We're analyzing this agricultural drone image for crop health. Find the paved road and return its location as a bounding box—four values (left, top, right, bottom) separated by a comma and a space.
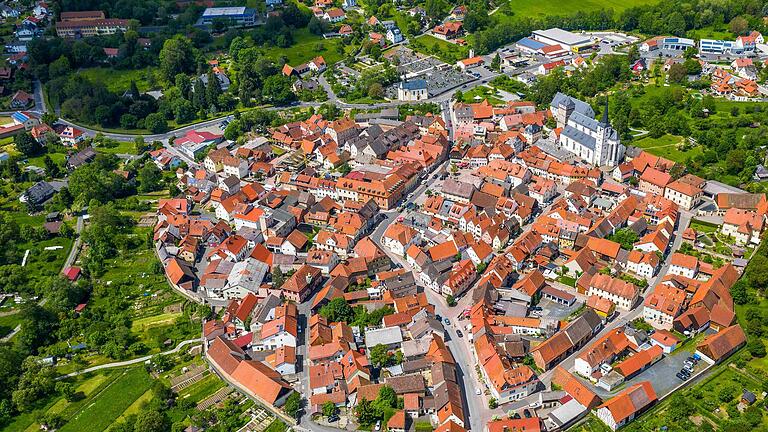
58, 338, 203, 379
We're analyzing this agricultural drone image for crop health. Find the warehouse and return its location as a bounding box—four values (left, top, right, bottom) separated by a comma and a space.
532, 28, 594, 52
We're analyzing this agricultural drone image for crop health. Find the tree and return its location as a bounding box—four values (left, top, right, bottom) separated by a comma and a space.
14, 133, 42, 157
159, 36, 196, 83
729, 16, 748, 35
55, 382, 76, 401
138, 163, 163, 193
133, 136, 147, 154
453, 90, 463, 101
48, 56, 71, 78
446, 295, 456, 307
607, 228, 639, 250
129, 80, 140, 100
375, 386, 397, 410
308, 16, 325, 35
262, 75, 295, 105
369, 344, 394, 368
205, 69, 222, 110
667, 63, 687, 84
133, 410, 169, 432
322, 401, 338, 418
355, 398, 380, 426
490, 53, 501, 72
748, 339, 766, 358
284, 392, 302, 419
319, 298, 355, 323
368, 82, 384, 99
145, 113, 168, 134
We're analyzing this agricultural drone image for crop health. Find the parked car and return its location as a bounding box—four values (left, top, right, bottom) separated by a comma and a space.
475, 388, 482, 395
375, 420, 381, 431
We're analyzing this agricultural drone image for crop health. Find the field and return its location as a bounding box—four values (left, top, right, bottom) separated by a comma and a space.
411, 34, 468, 64
77, 67, 159, 94
496, 0, 658, 19
58, 368, 154, 432
631, 134, 703, 164
3, 369, 151, 432
688, 26, 734, 41
260, 28, 352, 66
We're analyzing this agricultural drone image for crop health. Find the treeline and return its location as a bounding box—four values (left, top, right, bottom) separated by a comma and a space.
471, 0, 768, 54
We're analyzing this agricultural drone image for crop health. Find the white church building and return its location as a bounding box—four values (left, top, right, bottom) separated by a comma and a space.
551, 92, 625, 167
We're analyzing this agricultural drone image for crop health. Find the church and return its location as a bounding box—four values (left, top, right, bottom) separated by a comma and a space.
550, 92, 625, 167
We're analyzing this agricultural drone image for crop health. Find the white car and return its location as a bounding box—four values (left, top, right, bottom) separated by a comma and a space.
475, 388, 481, 395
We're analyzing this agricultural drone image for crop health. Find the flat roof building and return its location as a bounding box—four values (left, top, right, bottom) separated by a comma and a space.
532, 28, 593, 52
201, 7, 257, 27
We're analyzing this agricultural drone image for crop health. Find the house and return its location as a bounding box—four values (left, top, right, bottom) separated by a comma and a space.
695, 324, 746, 364
280, 264, 323, 302
650, 329, 680, 353
721, 208, 764, 245
387, 27, 404, 44
178, 130, 224, 160
587, 273, 638, 311
486, 417, 542, 432
457, 56, 485, 71
625, 250, 659, 280
230, 360, 294, 407
323, 8, 346, 22
11, 90, 33, 108
382, 223, 418, 256
266, 346, 297, 375
433, 22, 462, 40
643, 284, 686, 330
595, 382, 657, 431
58, 126, 85, 146
664, 180, 702, 210
668, 253, 698, 279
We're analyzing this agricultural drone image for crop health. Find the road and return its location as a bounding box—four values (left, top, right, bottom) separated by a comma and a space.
58, 338, 203, 379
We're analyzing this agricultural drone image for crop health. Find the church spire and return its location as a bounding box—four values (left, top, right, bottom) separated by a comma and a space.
601, 98, 609, 126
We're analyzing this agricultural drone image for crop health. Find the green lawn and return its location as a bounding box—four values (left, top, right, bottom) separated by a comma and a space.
631, 134, 702, 164
411, 34, 468, 64
0, 312, 21, 338
77, 67, 159, 94
131, 312, 184, 332
460, 85, 504, 105
496, 0, 658, 19
260, 28, 352, 66
688, 26, 734, 41
177, 373, 227, 404
59, 368, 154, 432
264, 420, 288, 432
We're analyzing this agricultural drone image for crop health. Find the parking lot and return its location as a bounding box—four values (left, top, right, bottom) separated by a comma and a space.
384, 47, 476, 98
536, 298, 583, 320
577, 347, 711, 399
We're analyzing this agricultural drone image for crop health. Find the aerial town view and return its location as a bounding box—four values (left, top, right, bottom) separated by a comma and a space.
4, 0, 768, 432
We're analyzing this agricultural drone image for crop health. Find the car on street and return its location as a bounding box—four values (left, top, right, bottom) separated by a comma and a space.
475, 388, 482, 395
456, 329, 463, 338
443, 318, 451, 326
